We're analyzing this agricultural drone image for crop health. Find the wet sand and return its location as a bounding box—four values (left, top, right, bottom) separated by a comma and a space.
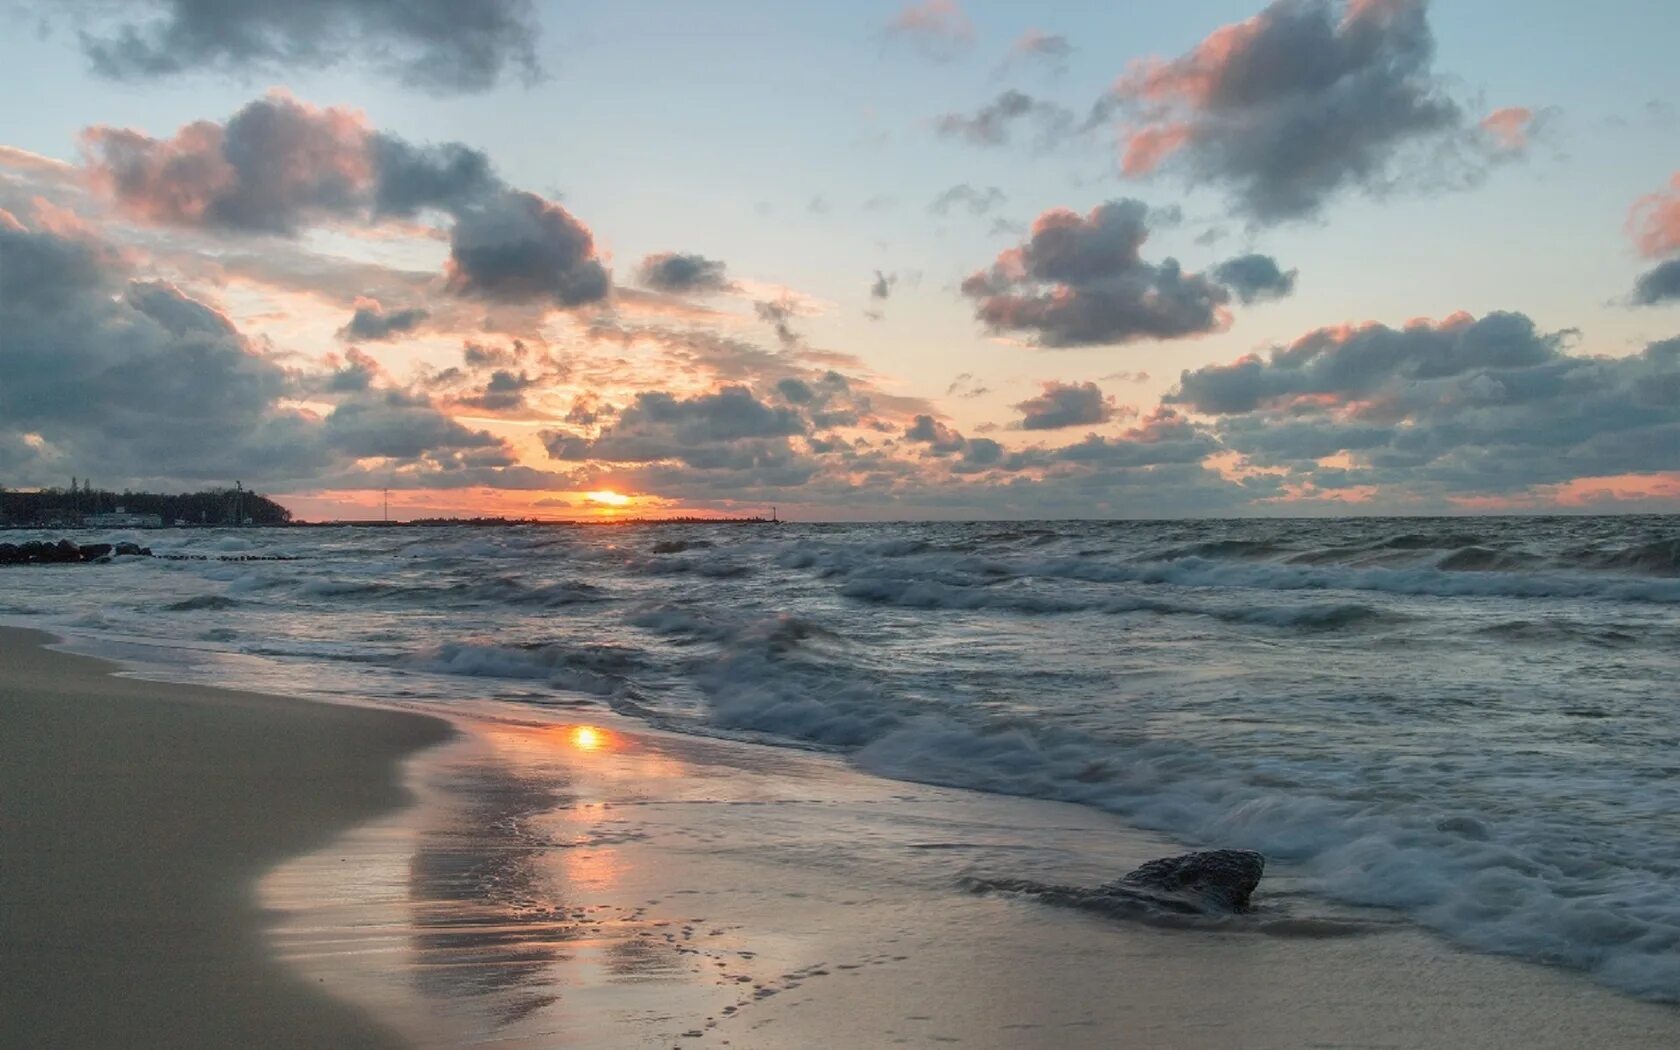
0, 627, 451, 1048
267, 710, 1680, 1049
7, 625, 1680, 1048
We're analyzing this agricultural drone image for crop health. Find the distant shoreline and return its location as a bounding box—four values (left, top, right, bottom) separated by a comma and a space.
0, 516, 782, 530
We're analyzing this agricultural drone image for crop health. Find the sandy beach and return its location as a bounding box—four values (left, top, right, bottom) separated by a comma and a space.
7, 625, 1680, 1048
0, 626, 452, 1048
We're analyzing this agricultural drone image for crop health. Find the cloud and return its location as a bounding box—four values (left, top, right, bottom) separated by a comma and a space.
1211, 253, 1298, 303
960, 199, 1294, 347
370, 135, 501, 217
1479, 106, 1535, 152
1170, 311, 1680, 497
637, 252, 734, 295
81, 92, 610, 307
1016, 408, 1218, 469
947, 373, 990, 399
72, 0, 541, 94
1013, 381, 1121, 430
870, 271, 897, 300
1005, 29, 1073, 74
443, 190, 608, 306
452, 370, 540, 412
324, 346, 380, 392
754, 297, 802, 350
898, 404, 1224, 490
929, 183, 1006, 215
0, 209, 512, 490
1628, 172, 1680, 259
903, 415, 969, 455
83, 94, 379, 235
462, 339, 531, 369
322, 389, 502, 460
882, 1, 975, 62
1172, 310, 1556, 414
1632, 259, 1680, 306
1097, 0, 1524, 222
543, 385, 823, 490
338, 297, 428, 341
935, 90, 1073, 147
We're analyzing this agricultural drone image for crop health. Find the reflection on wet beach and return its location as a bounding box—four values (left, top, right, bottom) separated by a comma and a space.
262, 711, 1680, 1050
262, 719, 758, 1046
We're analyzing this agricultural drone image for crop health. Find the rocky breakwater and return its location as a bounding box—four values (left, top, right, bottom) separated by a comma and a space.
0, 539, 152, 565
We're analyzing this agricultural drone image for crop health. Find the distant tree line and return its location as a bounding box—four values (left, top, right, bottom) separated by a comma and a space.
0, 484, 291, 526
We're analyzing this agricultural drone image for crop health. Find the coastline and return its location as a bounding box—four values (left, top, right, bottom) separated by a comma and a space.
7, 623, 1680, 1047
0, 626, 452, 1049
265, 707, 1680, 1048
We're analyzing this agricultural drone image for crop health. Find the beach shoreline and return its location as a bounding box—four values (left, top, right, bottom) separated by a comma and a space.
8, 623, 1680, 1048
0, 626, 452, 1049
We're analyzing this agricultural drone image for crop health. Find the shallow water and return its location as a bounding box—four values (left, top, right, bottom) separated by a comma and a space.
6, 515, 1678, 1000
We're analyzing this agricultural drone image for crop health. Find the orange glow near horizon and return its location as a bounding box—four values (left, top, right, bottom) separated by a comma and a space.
585, 490, 632, 508
570, 725, 606, 751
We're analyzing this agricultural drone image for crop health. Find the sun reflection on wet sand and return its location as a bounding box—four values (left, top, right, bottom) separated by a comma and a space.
254, 710, 1680, 1050
263, 715, 740, 1046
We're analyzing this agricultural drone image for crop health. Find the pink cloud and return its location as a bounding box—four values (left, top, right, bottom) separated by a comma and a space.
1479, 106, 1534, 152
883, 1, 975, 59
81, 92, 377, 233
1628, 172, 1680, 259
1120, 122, 1190, 175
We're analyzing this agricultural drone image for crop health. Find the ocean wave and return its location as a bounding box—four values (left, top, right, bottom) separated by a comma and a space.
833, 569, 1402, 629
299, 578, 392, 598
627, 554, 755, 578
1473, 619, 1642, 647
611, 583, 1680, 1001
1373, 531, 1490, 551
839, 575, 1093, 615
1029, 555, 1680, 603
842, 716, 1680, 1002
1434, 546, 1542, 572
1577, 536, 1680, 576
162, 594, 241, 611
445, 576, 608, 607
1149, 538, 1285, 562
405, 640, 643, 696
651, 538, 714, 554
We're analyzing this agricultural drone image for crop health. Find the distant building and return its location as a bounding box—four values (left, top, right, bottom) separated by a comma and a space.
86, 507, 165, 529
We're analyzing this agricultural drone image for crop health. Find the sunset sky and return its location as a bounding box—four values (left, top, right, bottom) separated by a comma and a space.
2, 0, 1677, 520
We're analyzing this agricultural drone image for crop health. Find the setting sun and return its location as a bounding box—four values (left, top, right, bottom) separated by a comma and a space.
570, 725, 606, 751
585, 490, 632, 508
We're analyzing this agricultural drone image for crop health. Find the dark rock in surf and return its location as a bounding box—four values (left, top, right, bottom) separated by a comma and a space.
966, 848, 1266, 921
1106, 848, 1266, 914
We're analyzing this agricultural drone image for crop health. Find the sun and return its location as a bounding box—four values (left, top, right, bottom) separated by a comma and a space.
584, 490, 631, 508
570, 725, 606, 751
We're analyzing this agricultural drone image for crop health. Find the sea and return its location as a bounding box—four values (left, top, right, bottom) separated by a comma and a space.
4, 516, 1678, 1000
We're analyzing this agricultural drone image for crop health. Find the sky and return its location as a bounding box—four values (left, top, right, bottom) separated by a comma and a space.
0, 0, 1676, 521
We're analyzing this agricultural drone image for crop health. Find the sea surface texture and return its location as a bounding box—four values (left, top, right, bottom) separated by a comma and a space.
5, 517, 1678, 999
